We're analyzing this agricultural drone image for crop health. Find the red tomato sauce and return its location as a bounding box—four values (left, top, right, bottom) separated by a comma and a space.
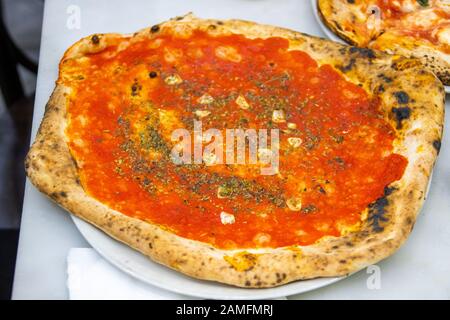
63, 29, 407, 249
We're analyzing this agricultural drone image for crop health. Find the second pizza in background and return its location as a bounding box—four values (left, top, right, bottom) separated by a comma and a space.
317, 0, 450, 86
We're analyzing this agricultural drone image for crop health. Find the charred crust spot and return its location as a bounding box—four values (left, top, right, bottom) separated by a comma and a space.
349, 46, 376, 59
59, 191, 67, 198
432, 139, 441, 153
216, 21, 224, 25
377, 84, 385, 93
91, 35, 100, 45
175, 16, 184, 21
245, 280, 251, 286
367, 192, 390, 232
148, 71, 158, 78
340, 58, 356, 72
275, 272, 287, 282
392, 107, 411, 129
208, 24, 217, 30
332, 245, 339, 249
406, 217, 413, 225
150, 25, 160, 33
394, 91, 410, 104
333, 21, 343, 32
347, 0, 355, 3
339, 259, 347, 264
378, 74, 393, 83
383, 186, 396, 196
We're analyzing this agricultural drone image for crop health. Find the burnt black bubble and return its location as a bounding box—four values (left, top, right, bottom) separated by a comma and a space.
392, 106, 411, 128
394, 91, 410, 104
150, 25, 160, 33
433, 140, 441, 153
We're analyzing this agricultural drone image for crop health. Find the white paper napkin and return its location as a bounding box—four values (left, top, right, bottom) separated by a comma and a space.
67, 248, 190, 300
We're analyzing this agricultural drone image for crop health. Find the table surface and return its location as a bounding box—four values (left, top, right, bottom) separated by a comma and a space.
12, 0, 450, 300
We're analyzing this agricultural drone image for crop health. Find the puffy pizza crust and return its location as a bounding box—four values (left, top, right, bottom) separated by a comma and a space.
318, 0, 450, 85
25, 14, 444, 288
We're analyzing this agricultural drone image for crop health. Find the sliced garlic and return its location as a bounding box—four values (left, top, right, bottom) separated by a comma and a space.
220, 211, 235, 225
287, 137, 302, 148
235, 95, 250, 110
272, 109, 286, 123
194, 110, 211, 118
164, 74, 183, 85
287, 122, 297, 129
286, 197, 302, 211
198, 93, 214, 104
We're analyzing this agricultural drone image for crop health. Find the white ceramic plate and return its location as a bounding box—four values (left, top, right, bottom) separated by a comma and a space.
311, 0, 450, 94
71, 215, 343, 299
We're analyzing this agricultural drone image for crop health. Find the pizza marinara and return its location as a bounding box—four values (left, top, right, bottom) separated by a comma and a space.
26, 14, 444, 287
318, 0, 450, 85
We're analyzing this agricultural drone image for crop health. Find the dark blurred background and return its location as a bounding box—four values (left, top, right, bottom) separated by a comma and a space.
0, 0, 44, 299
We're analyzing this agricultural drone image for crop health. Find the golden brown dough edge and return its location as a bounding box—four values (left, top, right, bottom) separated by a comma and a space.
317, 0, 450, 85
25, 14, 445, 288
317, 0, 361, 46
